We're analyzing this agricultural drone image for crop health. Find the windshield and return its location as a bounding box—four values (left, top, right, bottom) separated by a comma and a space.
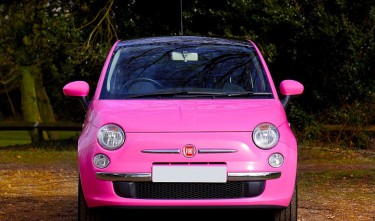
100, 42, 272, 99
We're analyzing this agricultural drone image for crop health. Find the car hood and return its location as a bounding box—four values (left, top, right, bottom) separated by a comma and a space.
87, 99, 287, 132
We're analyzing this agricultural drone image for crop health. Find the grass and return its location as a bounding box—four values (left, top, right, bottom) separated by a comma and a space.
0, 148, 78, 165
0, 130, 80, 147
0, 139, 78, 166
0, 131, 31, 146
297, 146, 375, 188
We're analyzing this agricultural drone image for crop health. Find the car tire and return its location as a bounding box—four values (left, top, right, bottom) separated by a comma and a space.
78, 177, 103, 221
273, 182, 298, 221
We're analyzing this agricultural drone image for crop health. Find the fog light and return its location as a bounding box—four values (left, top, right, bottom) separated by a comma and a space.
93, 154, 110, 169
269, 153, 284, 168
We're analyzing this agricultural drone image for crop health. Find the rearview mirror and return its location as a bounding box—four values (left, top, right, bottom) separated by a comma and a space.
63, 81, 90, 112
279, 80, 304, 109
171, 51, 198, 62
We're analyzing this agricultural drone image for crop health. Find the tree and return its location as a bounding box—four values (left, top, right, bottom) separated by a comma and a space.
0, 0, 78, 141
1, 0, 374, 147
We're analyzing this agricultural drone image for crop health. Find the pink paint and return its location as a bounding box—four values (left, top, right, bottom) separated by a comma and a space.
63, 81, 89, 97
280, 80, 304, 96
63, 36, 303, 216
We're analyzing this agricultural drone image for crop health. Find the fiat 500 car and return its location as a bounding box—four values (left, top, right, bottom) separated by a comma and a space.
63, 36, 304, 220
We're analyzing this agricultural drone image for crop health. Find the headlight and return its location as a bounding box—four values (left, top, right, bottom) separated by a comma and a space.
252, 123, 279, 149
97, 124, 125, 150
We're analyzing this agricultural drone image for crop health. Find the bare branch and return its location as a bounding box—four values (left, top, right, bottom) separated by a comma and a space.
0, 68, 20, 85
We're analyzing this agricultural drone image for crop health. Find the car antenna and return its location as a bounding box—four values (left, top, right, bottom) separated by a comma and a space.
179, 0, 183, 35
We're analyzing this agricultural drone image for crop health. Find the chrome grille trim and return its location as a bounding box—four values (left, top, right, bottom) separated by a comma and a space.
97, 172, 151, 182
198, 149, 238, 153
227, 172, 281, 181
141, 148, 238, 154
141, 149, 180, 154
97, 171, 281, 182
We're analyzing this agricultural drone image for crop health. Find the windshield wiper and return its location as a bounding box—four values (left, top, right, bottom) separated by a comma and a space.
125, 91, 272, 98
126, 91, 218, 98
224, 92, 273, 97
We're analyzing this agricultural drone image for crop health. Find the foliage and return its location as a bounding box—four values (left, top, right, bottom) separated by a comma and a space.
0, 0, 113, 122
115, 0, 375, 124
0, 0, 374, 148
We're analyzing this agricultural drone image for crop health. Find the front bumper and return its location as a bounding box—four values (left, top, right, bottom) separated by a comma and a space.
78, 131, 297, 208
98, 171, 281, 200
96, 171, 281, 182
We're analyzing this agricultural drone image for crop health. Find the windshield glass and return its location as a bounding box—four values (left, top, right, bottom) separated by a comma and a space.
100, 42, 272, 99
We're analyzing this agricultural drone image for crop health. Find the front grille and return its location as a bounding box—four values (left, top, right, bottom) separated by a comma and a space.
137, 182, 243, 199
114, 181, 265, 199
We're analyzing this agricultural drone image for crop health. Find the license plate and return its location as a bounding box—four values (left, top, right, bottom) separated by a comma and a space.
152, 165, 227, 183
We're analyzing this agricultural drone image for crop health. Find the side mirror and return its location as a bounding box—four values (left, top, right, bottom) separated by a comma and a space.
279, 80, 304, 109
63, 81, 90, 112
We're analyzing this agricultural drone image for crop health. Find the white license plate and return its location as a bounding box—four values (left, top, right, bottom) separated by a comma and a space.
152, 165, 227, 183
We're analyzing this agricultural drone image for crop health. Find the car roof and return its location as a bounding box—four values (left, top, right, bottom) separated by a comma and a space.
115, 35, 253, 48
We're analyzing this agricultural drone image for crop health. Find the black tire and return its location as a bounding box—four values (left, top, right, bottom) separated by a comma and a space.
78, 178, 103, 221
273, 182, 298, 221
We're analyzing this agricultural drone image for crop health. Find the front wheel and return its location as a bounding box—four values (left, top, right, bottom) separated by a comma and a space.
273, 183, 298, 221
78, 178, 103, 221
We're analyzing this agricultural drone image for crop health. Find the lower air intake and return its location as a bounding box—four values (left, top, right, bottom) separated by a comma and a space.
114, 181, 265, 199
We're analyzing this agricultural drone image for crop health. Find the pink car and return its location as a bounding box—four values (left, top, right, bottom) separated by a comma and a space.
63, 36, 304, 220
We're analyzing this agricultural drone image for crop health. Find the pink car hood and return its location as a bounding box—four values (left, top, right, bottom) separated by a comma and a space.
87, 99, 287, 132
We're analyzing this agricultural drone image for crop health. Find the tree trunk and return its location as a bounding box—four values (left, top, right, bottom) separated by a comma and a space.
35, 72, 58, 140
20, 66, 44, 143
